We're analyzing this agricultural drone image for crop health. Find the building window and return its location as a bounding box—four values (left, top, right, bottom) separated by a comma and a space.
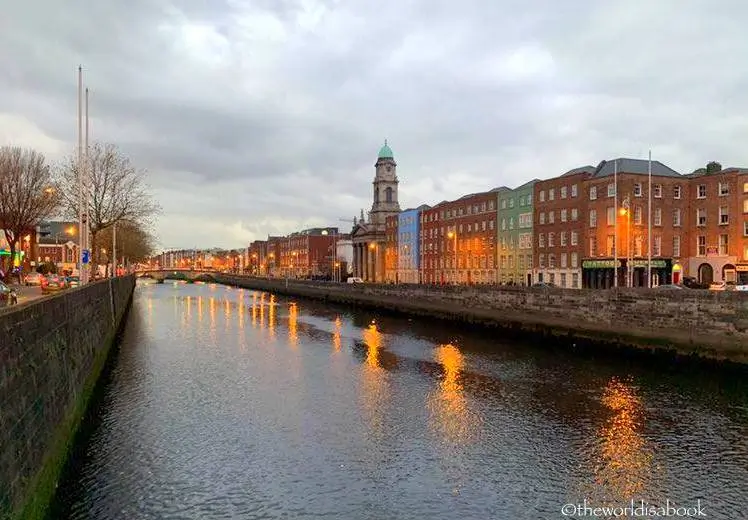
653, 184, 662, 198
743, 199, 748, 214
519, 213, 532, 228
719, 234, 729, 255
508, 218, 514, 230
674, 185, 682, 199
572, 273, 579, 288
560, 186, 567, 199
539, 254, 546, 268
549, 188, 555, 201
720, 206, 729, 225
548, 211, 555, 224
561, 253, 568, 268
697, 209, 707, 226
719, 182, 729, 196
548, 254, 556, 268
571, 231, 578, 246
697, 185, 706, 199
698, 236, 706, 256
673, 208, 681, 227
634, 206, 642, 225
571, 252, 579, 268
745, 246, 748, 261
539, 212, 545, 225
539, 233, 545, 248
501, 200, 507, 209
634, 183, 642, 197
607, 235, 615, 256
548, 232, 555, 247
589, 237, 597, 256
385, 187, 393, 202
589, 209, 597, 227
590, 186, 597, 200
509, 198, 515, 208
606, 206, 615, 225
560, 273, 567, 287
489, 220, 494, 230
501, 219, 506, 230
607, 183, 615, 197
560, 231, 567, 246
561, 209, 567, 222
654, 207, 662, 226
635, 236, 643, 257
744, 221, 748, 237
673, 235, 681, 257
571, 184, 578, 197
571, 208, 578, 221
653, 235, 661, 256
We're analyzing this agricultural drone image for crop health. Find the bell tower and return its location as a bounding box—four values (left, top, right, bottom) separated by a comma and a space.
370, 139, 400, 230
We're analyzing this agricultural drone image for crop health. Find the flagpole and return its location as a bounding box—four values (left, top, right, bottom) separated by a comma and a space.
84, 87, 90, 285
614, 159, 618, 288
647, 150, 652, 288
77, 66, 83, 281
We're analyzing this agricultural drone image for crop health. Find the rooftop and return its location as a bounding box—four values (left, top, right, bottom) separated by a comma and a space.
592, 158, 681, 178
377, 139, 394, 159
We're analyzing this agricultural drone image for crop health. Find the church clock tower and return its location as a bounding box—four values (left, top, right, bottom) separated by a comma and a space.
369, 139, 400, 231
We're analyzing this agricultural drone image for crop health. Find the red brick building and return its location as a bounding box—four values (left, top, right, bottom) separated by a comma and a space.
420, 190, 498, 284
532, 166, 592, 288
266, 236, 283, 277
384, 214, 398, 283
277, 227, 338, 279
248, 240, 268, 275
686, 167, 748, 284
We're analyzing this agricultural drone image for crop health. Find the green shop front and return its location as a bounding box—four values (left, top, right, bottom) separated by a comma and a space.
582, 258, 673, 289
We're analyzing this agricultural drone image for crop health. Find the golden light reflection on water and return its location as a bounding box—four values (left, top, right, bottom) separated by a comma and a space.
259, 293, 266, 332
268, 295, 276, 338
238, 295, 245, 331
197, 295, 203, 322
426, 344, 479, 445
251, 294, 257, 328
332, 316, 342, 351
288, 303, 298, 347
585, 377, 655, 504
360, 322, 388, 439
209, 297, 216, 329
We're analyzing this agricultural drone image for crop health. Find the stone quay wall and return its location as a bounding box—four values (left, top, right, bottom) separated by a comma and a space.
214, 275, 748, 364
0, 275, 136, 520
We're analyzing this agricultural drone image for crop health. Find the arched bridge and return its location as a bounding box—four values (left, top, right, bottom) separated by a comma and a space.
135, 268, 219, 283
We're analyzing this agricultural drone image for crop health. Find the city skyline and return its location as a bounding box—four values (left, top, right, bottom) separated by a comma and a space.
2, 1, 747, 249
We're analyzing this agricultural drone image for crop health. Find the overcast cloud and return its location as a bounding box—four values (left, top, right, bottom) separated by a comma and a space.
1, 0, 747, 249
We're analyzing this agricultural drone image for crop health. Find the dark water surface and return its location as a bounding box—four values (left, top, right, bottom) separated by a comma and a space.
52, 281, 748, 519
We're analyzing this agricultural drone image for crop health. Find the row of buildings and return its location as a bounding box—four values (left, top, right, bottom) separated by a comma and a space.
350, 143, 748, 288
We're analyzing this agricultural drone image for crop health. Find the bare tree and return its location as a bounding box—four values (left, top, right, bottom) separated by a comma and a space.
97, 219, 157, 269
0, 147, 59, 277
59, 142, 160, 265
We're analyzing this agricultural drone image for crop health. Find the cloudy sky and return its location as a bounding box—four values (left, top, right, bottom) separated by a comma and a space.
1, 1, 746, 249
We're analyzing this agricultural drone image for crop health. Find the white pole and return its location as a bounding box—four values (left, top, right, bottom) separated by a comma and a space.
83, 87, 90, 284
613, 159, 618, 288
647, 150, 652, 288
77, 66, 83, 281
112, 222, 117, 277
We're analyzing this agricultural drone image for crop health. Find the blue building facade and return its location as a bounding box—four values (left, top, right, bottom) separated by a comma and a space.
397, 205, 428, 283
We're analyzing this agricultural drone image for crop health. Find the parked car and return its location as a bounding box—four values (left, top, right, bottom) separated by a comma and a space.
65, 276, 80, 288
347, 277, 364, 284
40, 274, 67, 293
0, 281, 18, 306
24, 272, 44, 286
709, 281, 736, 291
653, 284, 683, 290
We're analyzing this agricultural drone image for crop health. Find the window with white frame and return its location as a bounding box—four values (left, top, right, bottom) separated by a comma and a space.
508, 218, 514, 230
539, 233, 545, 248
561, 253, 568, 268
673, 208, 681, 226
571, 208, 578, 221
589, 209, 597, 227
744, 182, 748, 194
571, 252, 578, 268
653, 235, 661, 256
539, 254, 545, 268
571, 184, 578, 197
607, 183, 615, 197
549, 188, 555, 201
654, 207, 662, 226
560, 186, 567, 199
719, 182, 729, 196
590, 186, 597, 200
548, 232, 555, 247
634, 183, 642, 197
571, 231, 578, 245
560, 231, 567, 246
501, 219, 506, 230
697, 185, 706, 198
607, 235, 615, 256
548, 254, 556, 268
561, 209, 567, 222
743, 200, 748, 214
539, 190, 545, 202
719, 234, 729, 255
548, 211, 555, 224
635, 236, 643, 257
519, 232, 532, 249
673, 236, 681, 257
697, 235, 706, 256
519, 213, 532, 228
539, 212, 545, 225
634, 206, 642, 225
745, 222, 748, 237
674, 185, 682, 199
509, 198, 514, 208
607, 206, 615, 225
720, 206, 729, 225
654, 184, 662, 198
697, 209, 707, 226
589, 236, 597, 256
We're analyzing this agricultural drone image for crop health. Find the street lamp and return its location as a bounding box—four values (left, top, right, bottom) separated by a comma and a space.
447, 230, 457, 284
369, 242, 377, 283
620, 197, 631, 287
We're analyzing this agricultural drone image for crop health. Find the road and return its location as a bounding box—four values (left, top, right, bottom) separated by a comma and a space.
12, 284, 45, 304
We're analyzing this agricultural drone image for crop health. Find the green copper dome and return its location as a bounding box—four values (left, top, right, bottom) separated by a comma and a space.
378, 139, 394, 159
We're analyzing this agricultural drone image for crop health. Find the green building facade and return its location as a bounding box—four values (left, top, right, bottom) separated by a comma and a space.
497, 179, 538, 286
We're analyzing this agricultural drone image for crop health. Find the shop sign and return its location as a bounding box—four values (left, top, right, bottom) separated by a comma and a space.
582, 259, 621, 269
630, 259, 668, 268
736, 264, 748, 272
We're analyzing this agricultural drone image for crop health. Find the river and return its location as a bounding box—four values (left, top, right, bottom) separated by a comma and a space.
51, 280, 748, 519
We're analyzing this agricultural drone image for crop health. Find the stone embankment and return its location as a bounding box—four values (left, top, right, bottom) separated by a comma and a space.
214, 275, 748, 365
0, 276, 136, 520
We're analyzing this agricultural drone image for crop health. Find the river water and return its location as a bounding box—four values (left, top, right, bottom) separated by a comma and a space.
52, 280, 748, 519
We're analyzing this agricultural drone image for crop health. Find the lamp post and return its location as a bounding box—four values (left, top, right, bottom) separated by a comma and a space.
620, 196, 631, 287
447, 230, 457, 284
368, 242, 377, 283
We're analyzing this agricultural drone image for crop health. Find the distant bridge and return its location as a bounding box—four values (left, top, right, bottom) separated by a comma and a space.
135, 268, 220, 283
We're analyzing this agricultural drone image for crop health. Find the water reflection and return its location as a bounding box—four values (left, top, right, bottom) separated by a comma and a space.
588, 377, 655, 504
332, 316, 342, 352
268, 295, 276, 337
360, 322, 388, 440
427, 344, 480, 445
288, 302, 298, 347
